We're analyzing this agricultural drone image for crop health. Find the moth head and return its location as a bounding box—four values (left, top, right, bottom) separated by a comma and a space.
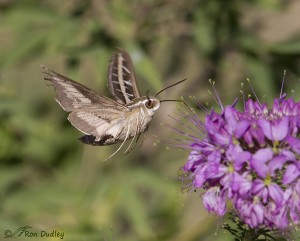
144, 97, 160, 111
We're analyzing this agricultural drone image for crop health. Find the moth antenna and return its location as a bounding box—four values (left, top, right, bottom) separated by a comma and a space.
146, 90, 150, 101
100, 124, 131, 163
160, 99, 182, 103
154, 78, 187, 97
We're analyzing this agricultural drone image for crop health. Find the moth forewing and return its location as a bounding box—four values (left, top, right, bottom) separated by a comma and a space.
42, 66, 124, 111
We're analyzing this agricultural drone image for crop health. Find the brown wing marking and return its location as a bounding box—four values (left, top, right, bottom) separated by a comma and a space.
42, 66, 126, 111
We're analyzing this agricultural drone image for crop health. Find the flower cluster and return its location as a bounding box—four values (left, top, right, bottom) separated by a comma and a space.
182, 95, 300, 229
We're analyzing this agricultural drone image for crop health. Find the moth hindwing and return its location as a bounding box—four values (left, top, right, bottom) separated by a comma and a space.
42, 49, 161, 156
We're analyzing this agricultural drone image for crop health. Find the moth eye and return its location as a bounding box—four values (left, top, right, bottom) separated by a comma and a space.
145, 100, 154, 109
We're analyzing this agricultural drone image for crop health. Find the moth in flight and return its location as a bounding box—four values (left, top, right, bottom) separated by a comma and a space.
42, 49, 185, 160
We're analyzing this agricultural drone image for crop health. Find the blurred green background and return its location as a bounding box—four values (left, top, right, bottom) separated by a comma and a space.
1, 0, 300, 240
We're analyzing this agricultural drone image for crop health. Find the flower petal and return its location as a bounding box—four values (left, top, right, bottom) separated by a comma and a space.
269, 155, 287, 175
272, 117, 289, 141
251, 148, 273, 178
258, 117, 289, 141
251, 203, 264, 228
224, 107, 238, 134
234, 150, 251, 171
283, 164, 300, 184
193, 167, 207, 188
258, 119, 272, 140
268, 184, 283, 206
234, 120, 250, 138
287, 136, 300, 154
203, 187, 226, 216
184, 151, 201, 171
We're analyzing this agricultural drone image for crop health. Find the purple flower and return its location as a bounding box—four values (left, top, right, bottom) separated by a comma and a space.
234, 196, 264, 228
179, 93, 300, 229
203, 187, 226, 216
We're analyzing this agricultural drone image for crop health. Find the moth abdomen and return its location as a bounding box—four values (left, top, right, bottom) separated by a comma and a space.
79, 134, 115, 146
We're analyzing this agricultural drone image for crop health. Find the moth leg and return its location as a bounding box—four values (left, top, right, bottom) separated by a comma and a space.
100, 123, 131, 162
123, 133, 142, 155
123, 115, 141, 155
137, 111, 149, 148
138, 125, 149, 148
123, 123, 149, 155
123, 112, 146, 155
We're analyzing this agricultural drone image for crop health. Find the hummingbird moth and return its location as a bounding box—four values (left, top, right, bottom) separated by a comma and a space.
42, 49, 185, 160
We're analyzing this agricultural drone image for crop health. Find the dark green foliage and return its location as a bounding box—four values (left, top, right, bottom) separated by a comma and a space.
223, 212, 294, 241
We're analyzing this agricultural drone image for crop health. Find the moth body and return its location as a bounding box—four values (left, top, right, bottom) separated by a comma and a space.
42, 49, 161, 148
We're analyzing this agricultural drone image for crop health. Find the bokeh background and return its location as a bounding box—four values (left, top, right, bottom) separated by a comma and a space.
1, 0, 300, 240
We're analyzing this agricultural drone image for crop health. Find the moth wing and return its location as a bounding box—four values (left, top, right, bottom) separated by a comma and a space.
67, 106, 128, 145
108, 49, 141, 104
42, 66, 124, 111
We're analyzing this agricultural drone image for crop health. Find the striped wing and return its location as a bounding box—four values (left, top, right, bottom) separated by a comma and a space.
42, 66, 125, 111
42, 66, 130, 146
108, 49, 141, 104
68, 106, 128, 145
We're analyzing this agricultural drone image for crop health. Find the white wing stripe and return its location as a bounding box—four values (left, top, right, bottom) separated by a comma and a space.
76, 113, 105, 126
124, 80, 132, 86
122, 65, 130, 74
106, 125, 123, 137
54, 79, 92, 104
117, 54, 131, 103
